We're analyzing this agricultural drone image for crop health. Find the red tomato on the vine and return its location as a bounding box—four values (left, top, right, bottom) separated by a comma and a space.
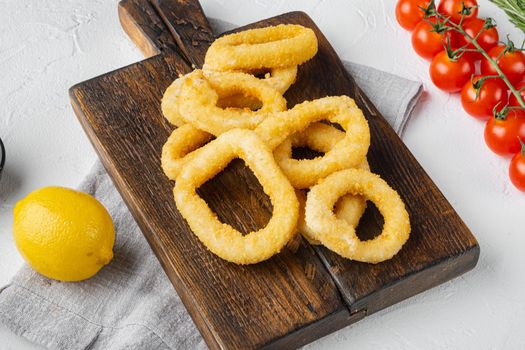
484, 109, 525, 156
459, 18, 499, 60
430, 50, 475, 92
461, 76, 508, 120
437, 0, 478, 23
412, 17, 452, 60
480, 45, 525, 85
509, 140, 525, 192
509, 81, 525, 107
396, 0, 431, 30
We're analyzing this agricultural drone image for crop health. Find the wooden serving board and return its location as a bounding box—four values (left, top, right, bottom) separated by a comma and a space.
70, 1, 480, 348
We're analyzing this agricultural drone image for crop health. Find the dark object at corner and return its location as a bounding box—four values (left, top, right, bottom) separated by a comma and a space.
0, 137, 5, 182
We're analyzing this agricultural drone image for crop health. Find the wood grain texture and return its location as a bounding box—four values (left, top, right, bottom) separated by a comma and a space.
150, 0, 214, 67
70, 26, 347, 350
70, 2, 480, 348
118, 0, 181, 58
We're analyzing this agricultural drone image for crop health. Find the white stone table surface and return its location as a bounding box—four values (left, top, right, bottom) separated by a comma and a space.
0, 0, 524, 349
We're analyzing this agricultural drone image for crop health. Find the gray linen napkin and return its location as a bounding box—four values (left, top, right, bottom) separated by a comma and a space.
0, 19, 423, 350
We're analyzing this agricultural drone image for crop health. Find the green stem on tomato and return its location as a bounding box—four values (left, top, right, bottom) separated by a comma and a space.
519, 137, 525, 156
474, 75, 501, 88
469, 39, 525, 108
441, 18, 525, 109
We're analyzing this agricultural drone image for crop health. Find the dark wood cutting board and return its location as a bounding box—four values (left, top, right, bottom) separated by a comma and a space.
69, 0, 480, 348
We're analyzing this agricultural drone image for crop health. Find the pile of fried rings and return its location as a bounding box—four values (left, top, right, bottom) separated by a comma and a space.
160, 24, 411, 265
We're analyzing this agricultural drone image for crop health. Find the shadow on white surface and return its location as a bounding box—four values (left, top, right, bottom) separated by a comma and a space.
0, 166, 24, 204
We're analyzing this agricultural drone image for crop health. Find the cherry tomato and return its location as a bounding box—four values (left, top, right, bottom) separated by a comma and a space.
509, 140, 525, 192
412, 17, 451, 60
509, 81, 525, 107
480, 45, 525, 85
459, 18, 499, 60
484, 109, 525, 156
396, 0, 431, 30
461, 76, 508, 119
447, 30, 465, 49
430, 50, 475, 92
437, 0, 478, 23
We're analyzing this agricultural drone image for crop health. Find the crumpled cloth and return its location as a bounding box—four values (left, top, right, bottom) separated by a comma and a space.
0, 18, 423, 350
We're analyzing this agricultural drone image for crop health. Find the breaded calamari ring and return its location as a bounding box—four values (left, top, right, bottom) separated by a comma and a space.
255, 96, 370, 188
289, 123, 369, 244
161, 124, 213, 180
162, 75, 260, 126
161, 69, 288, 179
162, 69, 289, 128
305, 168, 411, 263
258, 66, 298, 93
203, 24, 318, 71
205, 66, 297, 95
177, 70, 287, 135
174, 129, 299, 265
296, 189, 367, 245
161, 75, 188, 127
210, 66, 297, 110
289, 122, 347, 151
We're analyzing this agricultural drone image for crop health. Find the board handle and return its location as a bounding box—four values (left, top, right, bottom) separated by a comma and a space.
118, 0, 179, 58
149, 0, 214, 68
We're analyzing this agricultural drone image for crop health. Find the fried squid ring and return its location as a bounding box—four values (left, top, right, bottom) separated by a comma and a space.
203, 24, 318, 71
174, 129, 299, 265
161, 75, 188, 127
205, 66, 297, 96
209, 66, 297, 111
255, 96, 370, 189
289, 123, 369, 244
177, 70, 287, 136
161, 124, 213, 180
288, 122, 348, 151
258, 66, 297, 93
162, 75, 264, 126
305, 168, 410, 263
161, 70, 288, 180
296, 189, 367, 245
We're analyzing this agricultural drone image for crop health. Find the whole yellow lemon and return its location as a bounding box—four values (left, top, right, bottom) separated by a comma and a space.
13, 186, 115, 282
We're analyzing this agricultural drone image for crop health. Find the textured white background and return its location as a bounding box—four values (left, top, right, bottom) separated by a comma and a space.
1, 0, 524, 349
